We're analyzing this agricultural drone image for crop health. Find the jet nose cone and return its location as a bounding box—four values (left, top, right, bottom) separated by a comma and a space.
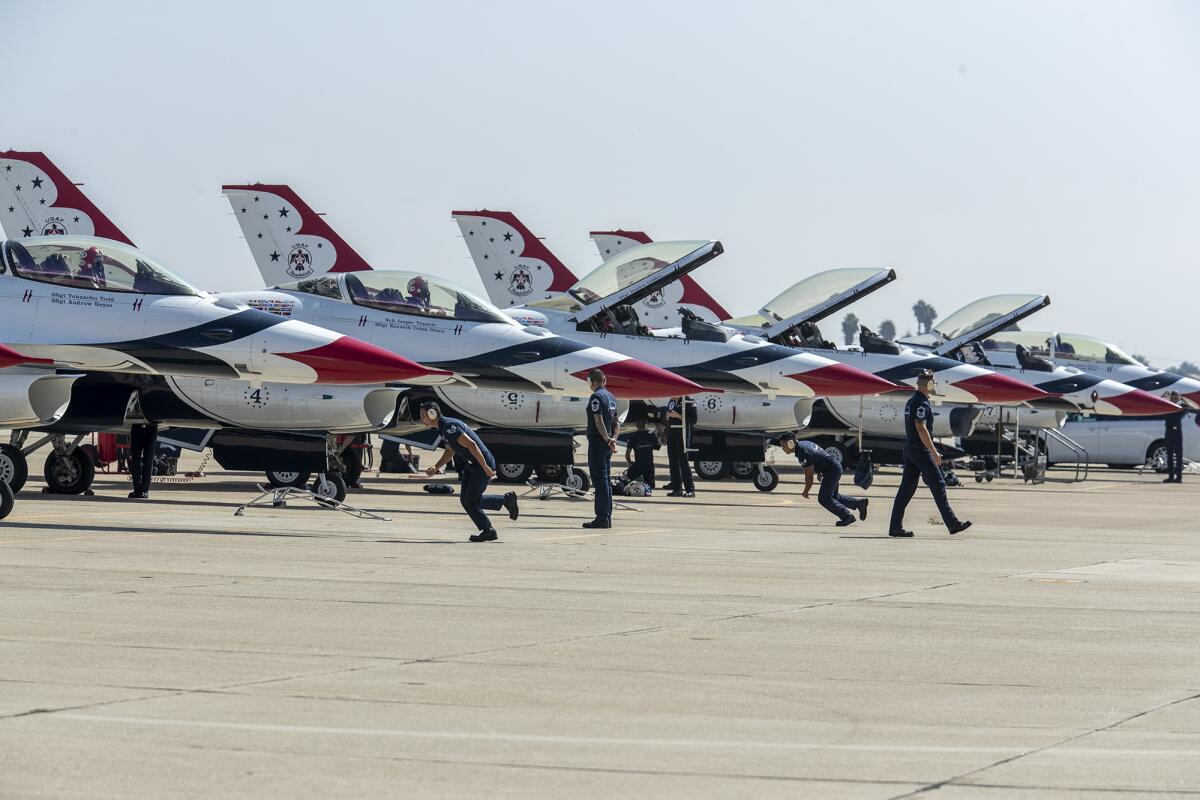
1102, 388, 1182, 416
951, 372, 1048, 404
573, 359, 705, 399
788, 363, 898, 397
280, 336, 452, 384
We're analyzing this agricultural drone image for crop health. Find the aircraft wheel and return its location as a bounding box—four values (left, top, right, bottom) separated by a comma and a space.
266, 470, 311, 489
752, 465, 779, 492
730, 461, 756, 480
534, 464, 567, 483
0, 444, 28, 493
564, 467, 590, 493
975, 474, 984, 483
43, 450, 95, 495
310, 473, 347, 504
694, 460, 729, 481
495, 463, 533, 483
1146, 441, 1168, 473
0, 480, 13, 519
341, 447, 364, 486
823, 442, 847, 468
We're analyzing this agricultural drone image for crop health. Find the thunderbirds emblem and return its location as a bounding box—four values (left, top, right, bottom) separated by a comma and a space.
645, 289, 665, 308
509, 267, 533, 297
41, 218, 67, 236
286, 244, 313, 278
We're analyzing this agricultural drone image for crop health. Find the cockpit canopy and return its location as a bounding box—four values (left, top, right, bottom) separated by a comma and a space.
278, 270, 516, 326
2, 237, 199, 296
567, 241, 708, 305
984, 331, 1140, 366
727, 268, 891, 329
932, 294, 1044, 341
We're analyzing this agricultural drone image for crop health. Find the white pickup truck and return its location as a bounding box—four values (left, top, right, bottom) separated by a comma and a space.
1043, 411, 1200, 470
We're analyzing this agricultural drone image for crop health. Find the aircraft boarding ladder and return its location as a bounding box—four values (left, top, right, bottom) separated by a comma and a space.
982, 410, 1088, 484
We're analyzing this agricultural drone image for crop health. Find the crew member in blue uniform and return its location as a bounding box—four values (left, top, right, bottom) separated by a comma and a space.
1164, 391, 1185, 484
888, 370, 971, 537
624, 419, 660, 489
780, 434, 867, 526
584, 369, 618, 529
664, 395, 696, 497
420, 401, 518, 542
126, 422, 158, 499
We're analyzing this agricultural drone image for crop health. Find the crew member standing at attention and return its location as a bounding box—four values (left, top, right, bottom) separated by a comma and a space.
127, 422, 158, 499
888, 370, 972, 537
420, 401, 518, 542
780, 434, 867, 526
1164, 391, 1185, 484
584, 369, 618, 529
665, 395, 696, 497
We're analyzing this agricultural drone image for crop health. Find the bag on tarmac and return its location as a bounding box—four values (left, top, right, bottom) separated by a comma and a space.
853, 450, 874, 490
623, 480, 651, 497
423, 483, 455, 495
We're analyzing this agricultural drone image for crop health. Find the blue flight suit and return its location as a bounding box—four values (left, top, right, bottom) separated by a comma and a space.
1165, 409, 1185, 482
664, 397, 695, 493
587, 386, 618, 522
889, 391, 961, 532
438, 415, 504, 533
793, 440, 863, 522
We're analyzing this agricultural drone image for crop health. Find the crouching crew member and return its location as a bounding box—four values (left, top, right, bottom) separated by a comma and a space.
420, 401, 518, 542
888, 369, 971, 537
625, 419, 660, 488
584, 369, 618, 529
1164, 392, 1185, 484
780, 434, 867, 527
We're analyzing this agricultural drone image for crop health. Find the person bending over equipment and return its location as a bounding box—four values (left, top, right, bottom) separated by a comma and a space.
888, 369, 972, 537
420, 401, 518, 542
780, 434, 867, 527
624, 419, 660, 489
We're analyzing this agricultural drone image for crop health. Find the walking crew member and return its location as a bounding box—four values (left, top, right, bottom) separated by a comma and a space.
420, 401, 518, 542
780, 434, 867, 527
1164, 391, 1185, 484
624, 419, 660, 489
888, 370, 972, 537
584, 369, 618, 529
127, 422, 158, 499
664, 395, 696, 497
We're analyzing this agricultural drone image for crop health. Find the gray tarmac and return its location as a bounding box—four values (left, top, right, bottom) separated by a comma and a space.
1, 456, 1198, 799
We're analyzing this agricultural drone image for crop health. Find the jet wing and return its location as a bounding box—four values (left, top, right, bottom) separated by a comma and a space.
570, 241, 723, 326
760, 267, 896, 341
930, 294, 1051, 356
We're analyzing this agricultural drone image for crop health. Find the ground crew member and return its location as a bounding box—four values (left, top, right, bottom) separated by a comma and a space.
584, 369, 618, 529
624, 419, 659, 488
664, 395, 695, 497
1164, 392, 1185, 484
780, 434, 867, 526
888, 370, 972, 537
127, 422, 158, 499
420, 401, 518, 542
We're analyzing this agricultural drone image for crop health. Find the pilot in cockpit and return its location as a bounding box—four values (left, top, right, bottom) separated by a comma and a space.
79, 246, 105, 288
406, 276, 432, 310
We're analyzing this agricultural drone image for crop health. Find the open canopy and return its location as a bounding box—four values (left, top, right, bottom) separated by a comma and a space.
568, 241, 711, 305
728, 267, 895, 332
985, 331, 1141, 366
3, 236, 199, 296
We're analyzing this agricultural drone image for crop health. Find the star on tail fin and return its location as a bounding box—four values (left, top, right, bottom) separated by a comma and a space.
451, 210, 578, 308
0, 151, 134, 244
222, 184, 372, 286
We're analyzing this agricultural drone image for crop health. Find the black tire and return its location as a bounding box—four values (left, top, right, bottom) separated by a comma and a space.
730, 461, 756, 479
534, 464, 567, 483
0, 480, 13, 519
310, 473, 347, 503
0, 444, 28, 494
266, 470, 311, 489
43, 450, 95, 495
823, 442, 848, 468
752, 465, 779, 492
694, 460, 729, 481
1146, 440, 1168, 473
565, 466, 590, 492
341, 447, 364, 486
495, 463, 534, 483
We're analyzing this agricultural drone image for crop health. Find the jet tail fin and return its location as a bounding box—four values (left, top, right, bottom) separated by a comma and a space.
0, 151, 134, 244
222, 184, 372, 286
451, 210, 578, 308
590, 228, 731, 324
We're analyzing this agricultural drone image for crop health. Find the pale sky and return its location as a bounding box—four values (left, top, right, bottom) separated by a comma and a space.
4, 1, 1198, 365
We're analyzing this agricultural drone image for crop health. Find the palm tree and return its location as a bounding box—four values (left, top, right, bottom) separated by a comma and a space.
841, 313, 860, 346
912, 300, 937, 335
879, 320, 896, 341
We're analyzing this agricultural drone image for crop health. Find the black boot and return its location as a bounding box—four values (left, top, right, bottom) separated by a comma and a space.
503, 492, 520, 521
469, 529, 499, 542
582, 519, 611, 529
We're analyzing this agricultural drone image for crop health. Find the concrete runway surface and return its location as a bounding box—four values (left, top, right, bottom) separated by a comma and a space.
1, 458, 1197, 799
